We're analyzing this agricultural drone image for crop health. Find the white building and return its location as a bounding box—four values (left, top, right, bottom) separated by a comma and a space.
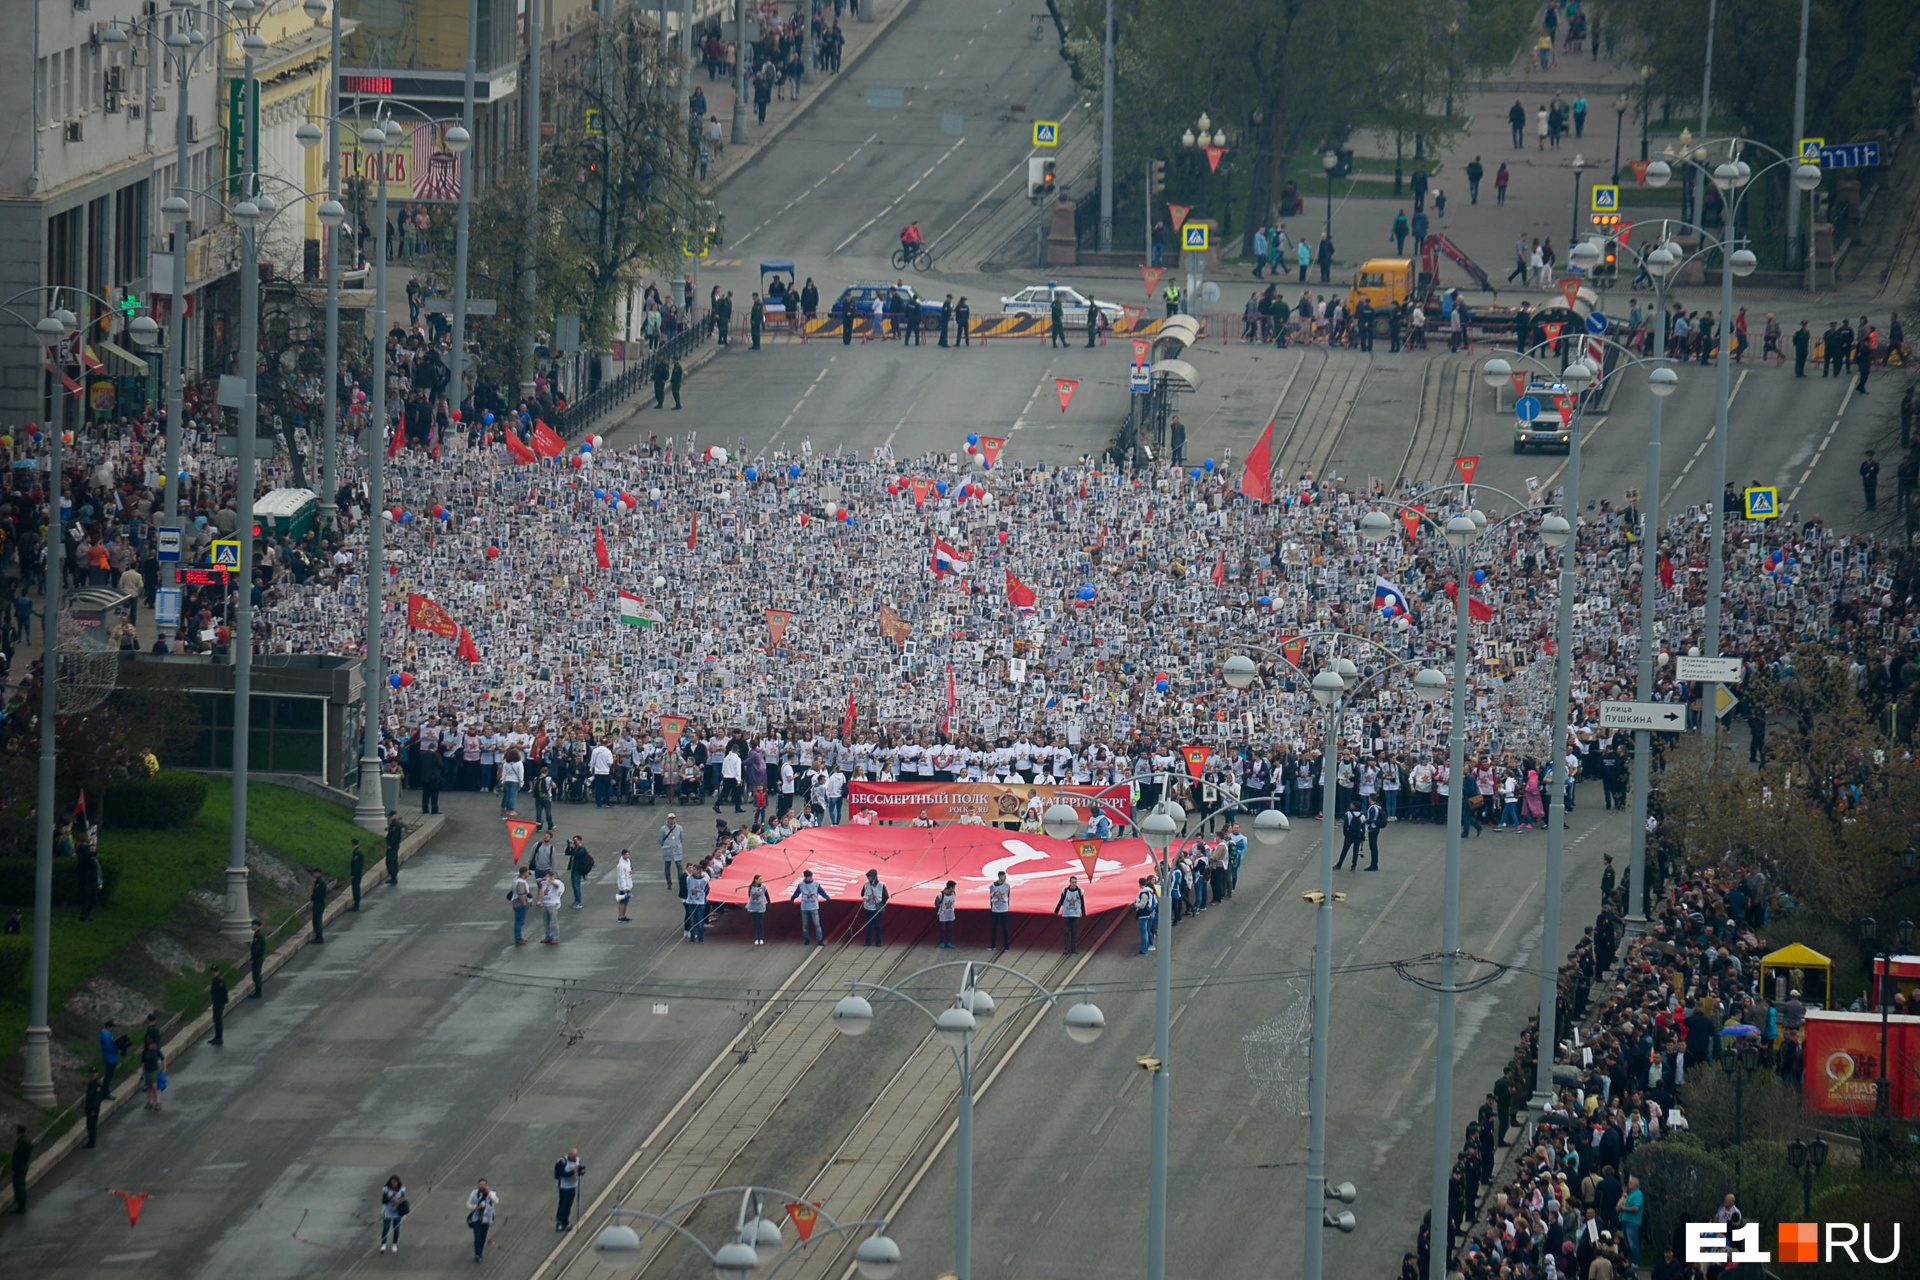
0, 0, 227, 425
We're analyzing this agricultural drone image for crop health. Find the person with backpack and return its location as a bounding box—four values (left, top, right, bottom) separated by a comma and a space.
508, 868, 534, 944
1134, 878, 1158, 954
465, 1179, 499, 1260
532, 765, 557, 828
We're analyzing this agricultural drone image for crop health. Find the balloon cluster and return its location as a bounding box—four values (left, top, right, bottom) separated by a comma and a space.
388, 671, 415, 689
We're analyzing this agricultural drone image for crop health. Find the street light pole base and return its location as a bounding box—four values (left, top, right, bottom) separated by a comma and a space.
353, 757, 388, 833
21, 1026, 54, 1106
1623, 911, 1648, 937
221, 866, 254, 942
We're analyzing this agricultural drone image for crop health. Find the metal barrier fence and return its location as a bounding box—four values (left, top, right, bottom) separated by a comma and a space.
552, 316, 715, 437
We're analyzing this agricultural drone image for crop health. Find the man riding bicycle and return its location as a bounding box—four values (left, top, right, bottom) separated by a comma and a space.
900, 221, 924, 261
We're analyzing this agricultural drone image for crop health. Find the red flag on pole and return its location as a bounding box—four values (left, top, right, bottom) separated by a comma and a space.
687, 512, 699, 551
1443, 580, 1496, 623
593, 529, 611, 569
503, 430, 538, 464
1056, 378, 1079, 412
530, 420, 567, 458
1004, 569, 1038, 608
1211, 549, 1226, 585
504, 816, 539, 862
1239, 418, 1275, 503
457, 625, 480, 662
1454, 455, 1481, 485
406, 592, 460, 637
1658, 553, 1675, 590
386, 421, 404, 459
841, 689, 857, 739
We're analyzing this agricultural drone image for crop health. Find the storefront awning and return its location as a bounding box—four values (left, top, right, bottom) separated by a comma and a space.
91, 340, 151, 378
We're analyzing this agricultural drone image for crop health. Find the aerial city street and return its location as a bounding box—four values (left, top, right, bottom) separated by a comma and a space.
1, 1, 1918, 1279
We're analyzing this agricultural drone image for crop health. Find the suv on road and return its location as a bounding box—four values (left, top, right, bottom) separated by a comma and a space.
829, 281, 944, 319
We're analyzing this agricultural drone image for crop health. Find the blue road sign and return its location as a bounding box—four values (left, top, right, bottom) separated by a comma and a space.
1818, 142, 1880, 168
1585, 312, 1609, 335
1515, 395, 1543, 422
1129, 364, 1150, 393
156, 526, 182, 562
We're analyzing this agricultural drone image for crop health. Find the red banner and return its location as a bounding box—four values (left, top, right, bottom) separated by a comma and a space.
660, 714, 689, 755
1801, 1010, 1919, 1118
707, 823, 1155, 913
846, 781, 1130, 825
406, 592, 458, 638
531, 419, 567, 459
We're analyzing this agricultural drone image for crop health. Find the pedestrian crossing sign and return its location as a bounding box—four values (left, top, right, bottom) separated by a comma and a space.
1033, 120, 1058, 146
1799, 137, 1824, 163
1590, 184, 1619, 213
211, 539, 241, 569
585, 108, 604, 135
1743, 486, 1779, 519
1182, 223, 1208, 250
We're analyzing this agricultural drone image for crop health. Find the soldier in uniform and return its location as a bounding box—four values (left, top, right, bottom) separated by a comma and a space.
309, 870, 328, 943
385, 811, 404, 884
83, 1069, 103, 1148
209, 966, 228, 1045
349, 838, 365, 911
249, 920, 267, 997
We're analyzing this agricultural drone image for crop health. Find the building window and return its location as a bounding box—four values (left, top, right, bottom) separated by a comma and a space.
181, 693, 328, 775
115, 180, 149, 288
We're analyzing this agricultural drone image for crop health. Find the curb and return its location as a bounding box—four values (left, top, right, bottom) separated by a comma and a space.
0, 812, 448, 1212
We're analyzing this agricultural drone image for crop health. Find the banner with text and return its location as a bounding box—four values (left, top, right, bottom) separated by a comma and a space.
848, 781, 1131, 825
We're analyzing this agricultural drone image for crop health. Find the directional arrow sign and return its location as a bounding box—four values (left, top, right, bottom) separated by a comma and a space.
1600, 700, 1687, 732
1675, 656, 1743, 683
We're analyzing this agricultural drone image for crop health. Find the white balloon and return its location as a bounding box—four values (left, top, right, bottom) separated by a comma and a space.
649, 488, 662, 501
653, 576, 666, 589
712, 445, 729, 464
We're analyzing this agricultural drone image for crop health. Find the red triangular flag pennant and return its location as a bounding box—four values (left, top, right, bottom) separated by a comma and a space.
1279, 635, 1306, 670
1541, 321, 1564, 343
1559, 278, 1581, 308
660, 714, 689, 754
786, 1203, 821, 1243
1204, 145, 1224, 172
1239, 419, 1274, 503
1075, 838, 1101, 878
1140, 265, 1164, 299
1179, 743, 1212, 780
765, 607, 795, 648
1553, 394, 1575, 427
1510, 371, 1528, 397
1132, 338, 1151, 362
1615, 220, 1635, 246
1453, 455, 1480, 485
908, 476, 932, 508
1056, 378, 1079, 413
111, 1190, 151, 1227
1629, 159, 1651, 185
977, 435, 1006, 466
1167, 203, 1191, 229
1401, 503, 1427, 540
504, 816, 539, 862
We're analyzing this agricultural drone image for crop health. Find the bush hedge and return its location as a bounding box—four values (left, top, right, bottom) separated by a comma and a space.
104, 770, 210, 830
0, 936, 26, 994
0, 856, 110, 909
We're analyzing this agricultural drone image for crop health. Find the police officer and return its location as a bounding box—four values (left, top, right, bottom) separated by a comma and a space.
349, 837, 365, 911
841, 298, 855, 345
938, 294, 953, 346
209, 965, 229, 1046
309, 870, 328, 944
1821, 320, 1839, 376
1364, 795, 1386, 870
249, 920, 267, 996
1163, 282, 1181, 317
1791, 320, 1810, 377
903, 296, 922, 346
385, 810, 404, 884
748, 292, 765, 349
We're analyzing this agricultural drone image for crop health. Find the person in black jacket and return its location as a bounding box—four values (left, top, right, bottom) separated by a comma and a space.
309, 871, 327, 943
1335, 799, 1366, 869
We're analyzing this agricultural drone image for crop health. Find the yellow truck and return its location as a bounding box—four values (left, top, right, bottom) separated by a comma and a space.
1346, 233, 1496, 314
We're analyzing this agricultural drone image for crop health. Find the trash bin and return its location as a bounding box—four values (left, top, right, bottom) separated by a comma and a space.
381, 774, 400, 814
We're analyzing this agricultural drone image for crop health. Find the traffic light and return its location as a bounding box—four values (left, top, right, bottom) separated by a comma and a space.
1027, 157, 1056, 199
1148, 158, 1166, 198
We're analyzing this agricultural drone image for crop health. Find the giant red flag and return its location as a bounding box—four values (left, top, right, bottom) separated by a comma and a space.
1239, 418, 1275, 503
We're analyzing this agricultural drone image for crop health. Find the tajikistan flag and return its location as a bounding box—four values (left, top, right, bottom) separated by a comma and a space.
619, 590, 664, 628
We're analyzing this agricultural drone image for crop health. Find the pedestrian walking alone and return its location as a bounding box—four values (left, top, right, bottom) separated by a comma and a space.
1495, 163, 1510, 206
1862, 450, 1880, 510
614, 849, 633, 921
309, 870, 327, 943
466, 1180, 499, 1261
379, 1175, 408, 1252
539, 872, 564, 944
988, 870, 1012, 949
83, 1069, 102, 1148
1055, 876, 1085, 953
509, 867, 534, 944
385, 810, 403, 884
554, 1149, 584, 1231
659, 812, 685, 887
209, 966, 228, 1045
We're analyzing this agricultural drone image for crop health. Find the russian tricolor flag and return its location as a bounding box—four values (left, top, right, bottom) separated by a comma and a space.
931, 537, 971, 577
1374, 575, 1414, 620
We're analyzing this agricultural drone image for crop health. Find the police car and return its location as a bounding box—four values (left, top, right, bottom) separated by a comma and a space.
998, 283, 1124, 328
1513, 378, 1574, 454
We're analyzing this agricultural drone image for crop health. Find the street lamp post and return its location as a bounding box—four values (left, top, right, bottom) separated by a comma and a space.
830, 962, 1104, 1280
1049, 777, 1286, 1280
1720, 1043, 1761, 1196
8, 293, 160, 1104
1568, 154, 1586, 247
593, 1183, 902, 1279
1179, 114, 1225, 221
1322, 150, 1338, 240
1785, 1136, 1828, 1219
1639, 148, 1821, 743
1856, 913, 1916, 1155
319, 0, 343, 527
1612, 96, 1629, 186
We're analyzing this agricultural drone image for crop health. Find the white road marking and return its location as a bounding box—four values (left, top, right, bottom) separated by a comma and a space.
830, 138, 967, 253
1659, 369, 1747, 507
732, 135, 878, 250
1786, 384, 1857, 504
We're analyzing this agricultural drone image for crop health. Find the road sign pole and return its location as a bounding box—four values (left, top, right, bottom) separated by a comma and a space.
1788, 0, 1810, 271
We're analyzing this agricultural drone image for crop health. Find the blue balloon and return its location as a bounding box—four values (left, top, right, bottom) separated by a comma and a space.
1258, 595, 1272, 606
399, 511, 413, 523
594, 489, 606, 500
483, 412, 495, 425
745, 467, 758, 482
936, 480, 948, 495
1189, 467, 1203, 479
1078, 584, 1096, 601
1383, 605, 1397, 618
790, 463, 802, 478
1155, 679, 1170, 693
1203, 458, 1216, 472
389, 672, 403, 688
580, 442, 593, 453
967, 432, 980, 446
1472, 568, 1486, 584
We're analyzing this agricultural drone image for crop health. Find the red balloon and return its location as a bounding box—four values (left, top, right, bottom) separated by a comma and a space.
430, 504, 445, 518
570, 456, 584, 469
398, 671, 415, 688
837, 509, 849, 522
887, 483, 900, 496
451, 409, 462, 422
486, 546, 501, 559
997, 530, 1009, 544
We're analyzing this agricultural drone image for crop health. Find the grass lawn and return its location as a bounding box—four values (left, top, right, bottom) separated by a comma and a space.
0, 779, 363, 1062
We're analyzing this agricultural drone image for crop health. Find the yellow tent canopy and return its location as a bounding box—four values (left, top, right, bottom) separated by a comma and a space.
1760, 943, 1832, 1008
